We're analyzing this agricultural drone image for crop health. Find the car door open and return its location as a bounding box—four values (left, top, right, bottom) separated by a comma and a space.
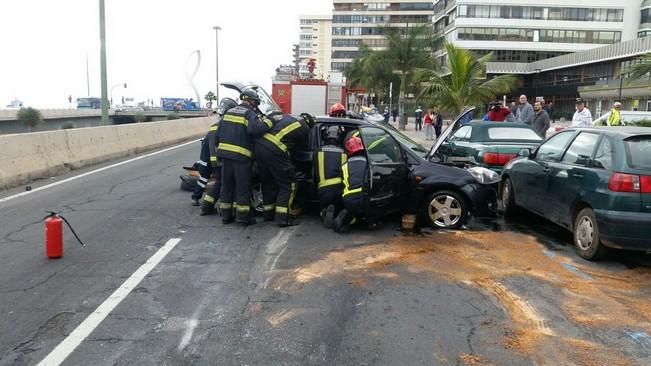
359, 126, 410, 222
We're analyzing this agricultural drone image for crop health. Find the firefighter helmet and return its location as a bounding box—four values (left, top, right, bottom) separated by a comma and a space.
218, 97, 238, 114
329, 103, 346, 117
345, 136, 364, 155
240, 88, 260, 105
323, 125, 340, 141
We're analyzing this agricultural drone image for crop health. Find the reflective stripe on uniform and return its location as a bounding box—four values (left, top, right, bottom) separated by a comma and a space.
263, 204, 275, 212
218, 143, 252, 158
276, 122, 302, 141
197, 160, 207, 166
197, 181, 206, 188
209, 125, 218, 132
276, 206, 288, 214
203, 195, 215, 203
288, 182, 296, 212
367, 136, 387, 151
210, 156, 218, 163
263, 117, 273, 128
223, 114, 248, 126
236, 205, 250, 213
342, 162, 362, 197
263, 133, 287, 153
317, 151, 344, 189
219, 202, 233, 209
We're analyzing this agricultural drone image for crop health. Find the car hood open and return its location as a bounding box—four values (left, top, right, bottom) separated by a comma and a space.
221, 81, 281, 116
426, 107, 476, 159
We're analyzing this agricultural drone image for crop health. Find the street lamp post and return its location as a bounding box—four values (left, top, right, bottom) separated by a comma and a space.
213, 26, 221, 104
110, 83, 127, 108
99, 0, 109, 125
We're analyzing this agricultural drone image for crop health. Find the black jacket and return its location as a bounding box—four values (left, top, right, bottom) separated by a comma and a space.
342, 155, 368, 200
316, 144, 347, 191
215, 103, 270, 162
255, 114, 309, 156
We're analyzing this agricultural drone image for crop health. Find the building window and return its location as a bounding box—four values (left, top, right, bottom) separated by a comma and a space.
642, 8, 651, 24
332, 27, 385, 36
461, 5, 623, 22
539, 29, 621, 44
399, 2, 434, 10
332, 50, 361, 59
333, 15, 390, 24
331, 62, 349, 71
457, 28, 534, 42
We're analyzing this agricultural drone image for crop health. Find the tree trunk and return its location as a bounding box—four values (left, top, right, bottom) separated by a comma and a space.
398, 73, 407, 131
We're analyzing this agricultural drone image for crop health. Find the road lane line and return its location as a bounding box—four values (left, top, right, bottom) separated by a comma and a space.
0, 139, 199, 204
37, 238, 182, 366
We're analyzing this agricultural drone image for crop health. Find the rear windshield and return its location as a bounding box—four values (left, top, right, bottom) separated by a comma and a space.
487, 127, 543, 141
625, 136, 651, 170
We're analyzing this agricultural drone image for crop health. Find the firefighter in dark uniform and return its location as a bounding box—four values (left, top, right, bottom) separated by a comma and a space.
254, 112, 312, 227
199, 97, 238, 215
333, 136, 369, 233
316, 126, 347, 228
215, 89, 271, 225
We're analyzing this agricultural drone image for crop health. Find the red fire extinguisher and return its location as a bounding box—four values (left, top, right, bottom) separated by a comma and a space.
44, 212, 86, 259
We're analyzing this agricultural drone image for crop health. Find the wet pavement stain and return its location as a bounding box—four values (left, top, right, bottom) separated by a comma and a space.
273, 228, 651, 365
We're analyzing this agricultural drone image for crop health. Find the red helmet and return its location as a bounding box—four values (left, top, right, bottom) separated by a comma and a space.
329, 103, 346, 117
345, 136, 364, 155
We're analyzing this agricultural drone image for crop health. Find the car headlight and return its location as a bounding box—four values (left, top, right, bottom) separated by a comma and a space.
466, 167, 501, 185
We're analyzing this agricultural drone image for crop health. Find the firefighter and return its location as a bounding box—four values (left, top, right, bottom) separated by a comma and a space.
254, 112, 312, 227
333, 136, 369, 233
316, 126, 347, 228
329, 103, 347, 117
215, 88, 271, 225
199, 97, 238, 215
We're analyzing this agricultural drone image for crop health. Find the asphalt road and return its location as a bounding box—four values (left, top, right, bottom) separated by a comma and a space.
1, 141, 651, 366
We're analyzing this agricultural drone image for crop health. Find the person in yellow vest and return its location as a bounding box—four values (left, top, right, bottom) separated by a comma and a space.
608, 102, 622, 126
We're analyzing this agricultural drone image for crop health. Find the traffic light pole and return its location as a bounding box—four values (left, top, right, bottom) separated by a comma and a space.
99, 0, 109, 125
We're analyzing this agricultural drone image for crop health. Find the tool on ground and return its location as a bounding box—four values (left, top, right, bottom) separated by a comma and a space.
44, 211, 86, 259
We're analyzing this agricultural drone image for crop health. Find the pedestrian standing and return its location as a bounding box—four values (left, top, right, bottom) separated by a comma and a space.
392, 108, 398, 123
608, 102, 623, 126
414, 106, 423, 131
434, 108, 443, 139
571, 99, 593, 127
544, 101, 555, 123
514, 95, 534, 125
487, 102, 514, 122
532, 101, 551, 138
424, 108, 434, 140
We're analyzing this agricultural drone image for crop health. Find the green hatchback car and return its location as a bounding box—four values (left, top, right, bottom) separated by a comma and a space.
501, 127, 651, 260
435, 122, 543, 174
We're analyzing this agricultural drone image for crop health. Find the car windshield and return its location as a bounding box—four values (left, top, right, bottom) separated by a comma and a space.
253, 87, 281, 115
487, 127, 543, 141
387, 128, 429, 157
625, 135, 651, 170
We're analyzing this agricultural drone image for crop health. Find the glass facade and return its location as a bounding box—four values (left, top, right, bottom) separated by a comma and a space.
334, 2, 433, 11
332, 50, 362, 59
332, 39, 389, 48
642, 8, 651, 24
458, 5, 623, 22
473, 50, 568, 63
331, 62, 349, 70
333, 27, 386, 36
458, 28, 621, 44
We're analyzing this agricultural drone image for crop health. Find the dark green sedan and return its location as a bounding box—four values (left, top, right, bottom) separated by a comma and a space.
435, 122, 543, 174
501, 127, 651, 260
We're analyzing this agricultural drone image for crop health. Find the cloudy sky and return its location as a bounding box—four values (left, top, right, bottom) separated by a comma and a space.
0, 0, 332, 108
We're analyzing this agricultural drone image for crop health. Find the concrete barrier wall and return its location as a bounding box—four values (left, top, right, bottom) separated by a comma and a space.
0, 117, 215, 189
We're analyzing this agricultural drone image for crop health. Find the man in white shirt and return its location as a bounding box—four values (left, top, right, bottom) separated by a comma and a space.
571, 99, 593, 127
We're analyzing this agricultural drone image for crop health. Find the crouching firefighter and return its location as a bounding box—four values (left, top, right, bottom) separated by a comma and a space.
215, 89, 271, 225
316, 126, 347, 228
200, 97, 238, 215
254, 112, 312, 227
333, 136, 369, 233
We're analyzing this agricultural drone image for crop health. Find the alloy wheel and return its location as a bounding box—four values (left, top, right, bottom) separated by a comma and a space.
429, 195, 463, 228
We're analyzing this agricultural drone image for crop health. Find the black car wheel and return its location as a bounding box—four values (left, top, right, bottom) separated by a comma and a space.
424, 190, 468, 229
573, 207, 608, 260
501, 177, 518, 217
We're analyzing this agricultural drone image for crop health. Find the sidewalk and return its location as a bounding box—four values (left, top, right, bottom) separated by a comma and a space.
394, 117, 451, 149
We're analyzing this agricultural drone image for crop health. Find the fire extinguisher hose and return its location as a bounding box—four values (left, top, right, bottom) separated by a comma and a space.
44, 211, 86, 247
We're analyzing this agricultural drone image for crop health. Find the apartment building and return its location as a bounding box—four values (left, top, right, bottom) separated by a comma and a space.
330, 0, 436, 72
433, 0, 642, 63
298, 15, 333, 79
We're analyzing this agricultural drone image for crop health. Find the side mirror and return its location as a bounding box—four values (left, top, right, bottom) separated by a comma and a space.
517, 148, 531, 158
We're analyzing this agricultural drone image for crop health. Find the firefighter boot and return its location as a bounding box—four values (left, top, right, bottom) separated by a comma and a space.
323, 204, 336, 229
333, 209, 350, 233
220, 203, 234, 224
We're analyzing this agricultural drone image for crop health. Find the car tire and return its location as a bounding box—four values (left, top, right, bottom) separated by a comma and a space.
573, 207, 608, 261
423, 190, 468, 229
501, 177, 518, 218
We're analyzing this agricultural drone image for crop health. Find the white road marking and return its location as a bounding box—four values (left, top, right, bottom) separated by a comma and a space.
263, 227, 296, 289
0, 139, 199, 204
177, 318, 199, 351
37, 238, 182, 366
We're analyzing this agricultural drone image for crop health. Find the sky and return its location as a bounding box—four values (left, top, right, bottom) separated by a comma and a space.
0, 0, 332, 108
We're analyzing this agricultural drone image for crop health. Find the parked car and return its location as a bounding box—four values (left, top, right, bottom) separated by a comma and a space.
434, 122, 543, 174
181, 82, 499, 229
501, 127, 651, 260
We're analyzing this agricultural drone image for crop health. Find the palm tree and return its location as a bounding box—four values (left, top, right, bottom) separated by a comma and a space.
383, 25, 440, 129
625, 53, 651, 83
204, 91, 217, 109
417, 43, 517, 116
